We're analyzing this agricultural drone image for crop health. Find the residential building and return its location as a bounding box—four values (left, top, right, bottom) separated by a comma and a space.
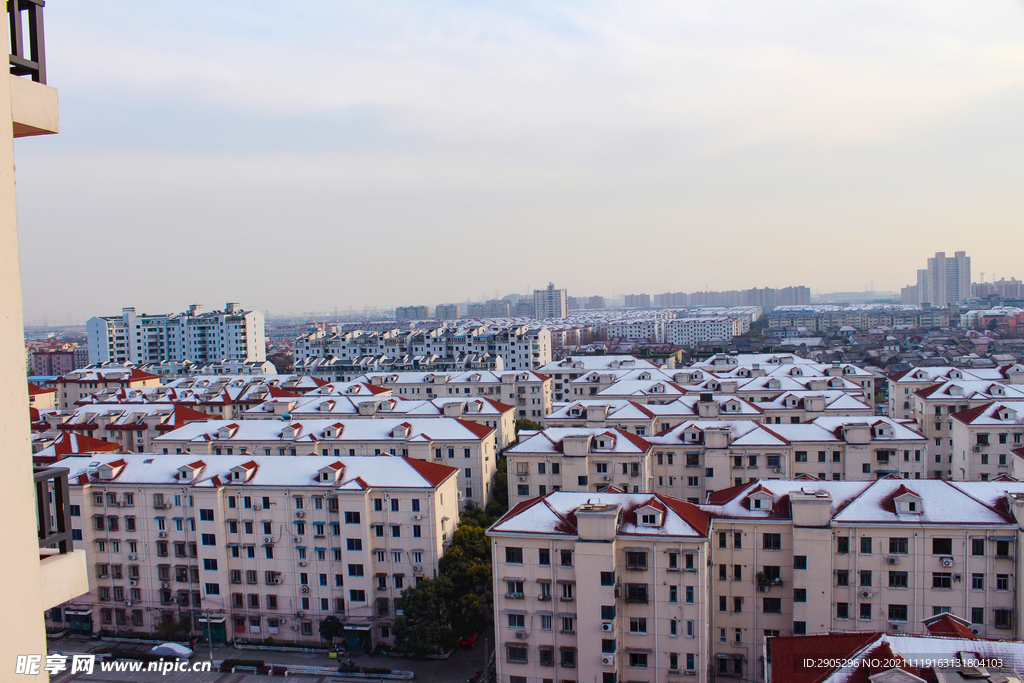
488, 491, 712, 683
1, 6, 92, 676
665, 318, 740, 347
49, 454, 458, 648
534, 283, 568, 319
435, 304, 461, 320
153, 417, 495, 509
538, 356, 664, 402
915, 251, 972, 307
362, 370, 553, 420
31, 347, 79, 376
54, 367, 162, 411
395, 305, 431, 322
623, 293, 652, 309
951, 401, 1024, 481
544, 396, 764, 435
42, 404, 212, 454
87, 303, 266, 366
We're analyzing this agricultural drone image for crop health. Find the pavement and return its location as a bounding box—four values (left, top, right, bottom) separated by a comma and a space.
48, 629, 494, 683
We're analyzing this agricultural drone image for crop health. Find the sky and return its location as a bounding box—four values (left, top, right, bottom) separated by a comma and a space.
14, 1, 1024, 324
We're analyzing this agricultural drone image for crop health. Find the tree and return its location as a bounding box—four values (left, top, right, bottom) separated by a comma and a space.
393, 577, 456, 655
439, 525, 492, 601
155, 617, 190, 641
492, 457, 508, 509
515, 418, 543, 433
267, 351, 293, 373
319, 616, 344, 644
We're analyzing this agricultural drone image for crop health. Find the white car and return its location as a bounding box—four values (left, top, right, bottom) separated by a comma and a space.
149, 643, 193, 660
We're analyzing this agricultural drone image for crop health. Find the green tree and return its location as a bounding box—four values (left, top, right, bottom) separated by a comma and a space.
393, 577, 456, 655
439, 525, 492, 601
319, 616, 344, 644
155, 618, 190, 641
515, 418, 543, 432
492, 457, 508, 509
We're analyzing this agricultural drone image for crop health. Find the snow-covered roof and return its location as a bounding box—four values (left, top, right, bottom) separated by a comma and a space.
154, 417, 493, 445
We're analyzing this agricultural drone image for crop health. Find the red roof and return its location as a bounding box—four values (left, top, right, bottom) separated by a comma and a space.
268, 386, 302, 398
951, 402, 993, 425
614, 427, 652, 452
768, 633, 881, 683
28, 382, 56, 396
363, 383, 391, 395
924, 613, 976, 639
482, 397, 515, 413
172, 404, 212, 425
33, 433, 121, 464
706, 481, 750, 506
128, 369, 160, 382
402, 457, 458, 487
454, 418, 495, 439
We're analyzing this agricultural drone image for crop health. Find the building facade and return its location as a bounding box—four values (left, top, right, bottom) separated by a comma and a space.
534, 283, 568, 320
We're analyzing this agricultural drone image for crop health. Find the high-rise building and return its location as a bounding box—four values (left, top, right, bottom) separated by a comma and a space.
394, 305, 431, 322
87, 304, 266, 365
533, 282, 567, 319
434, 303, 461, 320
915, 251, 971, 307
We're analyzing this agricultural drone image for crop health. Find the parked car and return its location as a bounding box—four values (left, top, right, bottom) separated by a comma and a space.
457, 633, 478, 649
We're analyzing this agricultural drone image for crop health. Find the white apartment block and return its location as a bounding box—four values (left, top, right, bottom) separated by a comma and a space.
916, 251, 971, 307
607, 319, 666, 342
295, 325, 552, 372
664, 318, 740, 347
534, 283, 568, 319
507, 417, 928, 507
48, 454, 459, 648
539, 356, 665, 402
87, 303, 266, 366
545, 396, 764, 436
54, 366, 163, 410
361, 370, 553, 420
488, 492, 713, 683
887, 365, 1024, 420
912, 378, 1024, 478
950, 401, 1024, 481
703, 478, 1024, 681
41, 403, 212, 454
153, 417, 495, 509
243, 394, 517, 449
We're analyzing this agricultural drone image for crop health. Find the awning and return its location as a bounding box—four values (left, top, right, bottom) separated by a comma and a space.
344, 624, 372, 631
65, 609, 93, 616
198, 616, 226, 624
989, 536, 1015, 541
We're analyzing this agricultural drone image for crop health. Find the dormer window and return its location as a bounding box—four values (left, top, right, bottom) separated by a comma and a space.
641, 514, 656, 524
635, 505, 662, 526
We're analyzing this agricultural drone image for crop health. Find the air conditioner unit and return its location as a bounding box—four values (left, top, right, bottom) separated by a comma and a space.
130, 579, 138, 586
158, 531, 167, 538
253, 504, 262, 510
889, 622, 901, 631
518, 476, 526, 482
601, 622, 614, 632
273, 578, 282, 584
296, 611, 304, 617
128, 554, 137, 561
861, 591, 873, 599
941, 557, 954, 568
412, 565, 422, 573
602, 655, 615, 666
301, 585, 310, 593
296, 511, 304, 519
160, 583, 169, 589
413, 514, 422, 520
515, 631, 528, 640
758, 585, 768, 593
603, 475, 611, 481
264, 537, 273, 545
973, 445, 983, 452
887, 557, 899, 565
773, 468, 782, 473
953, 574, 962, 582
125, 601, 131, 606
294, 537, 301, 544
298, 561, 307, 567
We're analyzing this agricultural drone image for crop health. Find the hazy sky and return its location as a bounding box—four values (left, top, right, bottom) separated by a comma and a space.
14, 1, 1024, 324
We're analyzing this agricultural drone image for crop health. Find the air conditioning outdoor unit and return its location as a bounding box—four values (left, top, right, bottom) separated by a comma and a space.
602, 656, 615, 666
298, 561, 307, 567
887, 557, 899, 565
515, 632, 528, 640
158, 531, 167, 538
601, 622, 614, 632
973, 445, 983, 452
294, 537, 301, 544
264, 537, 273, 544
273, 578, 282, 584
941, 557, 954, 568
861, 591, 873, 599
296, 511, 304, 519
603, 475, 611, 481
301, 585, 310, 593
128, 554, 136, 561
413, 514, 422, 520
125, 601, 131, 606
412, 565, 422, 573
518, 476, 526, 482
296, 611, 304, 617
773, 468, 782, 473
253, 504, 262, 510
130, 579, 138, 586
160, 583, 169, 589
890, 623, 901, 631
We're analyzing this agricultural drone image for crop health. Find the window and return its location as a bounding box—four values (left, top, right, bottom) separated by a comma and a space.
560, 550, 572, 567
997, 540, 1011, 558
793, 621, 806, 635
628, 653, 648, 668
972, 607, 985, 625
860, 603, 871, 620
625, 551, 647, 570
972, 538, 985, 556
995, 610, 1014, 629
836, 602, 849, 619
539, 646, 554, 667
836, 570, 849, 586
763, 598, 782, 614
201, 533, 216, 546
932, 538, 952, 555
538, 549, 550, 566
889, 572, 908, 588
507, 613, 525, 629
860, 571, 872, 587
505, 547, 523, 564
628, 617, 647, 633
972, 573, 984, 590
199, 509, 214, 521
933, 572, 952, 589
600, 571, 615, 586
344, 512, 360, 524
794, 588, 806, 603
837, 537, 849, 554
763, 533, 781, 550
625, 584, 648, 604
860, 537, 872, 554
888, 604, 908, 622
506, 645, 527, 664
889, 538, 908, 554
794, 556, 806, 570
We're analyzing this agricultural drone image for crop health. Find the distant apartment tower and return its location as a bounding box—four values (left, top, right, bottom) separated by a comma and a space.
916, 251, 971, 307
623, 293, 651, 309
533, 283, 567, 319
585, 295, 606, 310
87, 304, 266, 366
467, 300, 511, 318
394, 305, 431, 322
435, 303, 461, 320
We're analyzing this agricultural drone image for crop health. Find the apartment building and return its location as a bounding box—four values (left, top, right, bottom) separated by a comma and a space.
394, 305, 431, 322
295, 325, 552, 372
30, 347, 80, 376
361, 370, 553, 420
951, 401, 1024, 481
53, 367, 162, 410
506, 428, 654, 507
488, 491, 712, 683
767, 304, 952, 331
539, 356, 665, 402
154, 417, 495, 508
888, 364, 1024, 420
755, 390, 873, 424
48, 454, 458, 649
916, 251, 971, 307
29, 381, 57, 410
664, 318, 740, 348
87, 303, 266, 365
708, 478, 1024, 681
544, 396, 764, 436
534, 283, 568, 319
695, 356, 876, 397
244, 395, 516, 448
607, 319, 665, 342
912, 379, 1024, 478
41, 404, 212, 453
435, 304, 461, 320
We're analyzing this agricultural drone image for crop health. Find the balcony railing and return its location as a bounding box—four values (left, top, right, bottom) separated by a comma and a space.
35, 465, 73, 555
8, 0, 46, 83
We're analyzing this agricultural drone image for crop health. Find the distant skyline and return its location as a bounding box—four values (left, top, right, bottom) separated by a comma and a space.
13, 1, 1023, 324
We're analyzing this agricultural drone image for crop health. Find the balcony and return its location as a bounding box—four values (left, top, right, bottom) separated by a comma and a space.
8, 0, 58, 137
35, 466, 89, 610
